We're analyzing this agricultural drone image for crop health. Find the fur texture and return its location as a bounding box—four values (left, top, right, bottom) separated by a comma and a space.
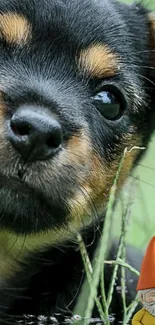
0, 0, 154, 323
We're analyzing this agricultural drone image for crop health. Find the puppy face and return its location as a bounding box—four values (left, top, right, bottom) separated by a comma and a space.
0, 0, 154, 236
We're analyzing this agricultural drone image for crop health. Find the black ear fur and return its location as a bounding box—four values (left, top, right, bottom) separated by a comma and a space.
146, 13, 155, 80
143, 12, 155, 135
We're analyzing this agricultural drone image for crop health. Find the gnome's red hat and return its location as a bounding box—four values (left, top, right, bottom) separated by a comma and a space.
137, 236, 155, 291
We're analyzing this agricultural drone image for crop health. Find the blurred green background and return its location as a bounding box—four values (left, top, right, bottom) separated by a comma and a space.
112, 0, 155, 252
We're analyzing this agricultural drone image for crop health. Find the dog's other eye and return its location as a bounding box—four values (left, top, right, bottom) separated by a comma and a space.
92, 89, 123, 120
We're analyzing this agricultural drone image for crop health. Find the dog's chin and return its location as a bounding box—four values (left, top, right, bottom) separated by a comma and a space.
0, 174, 68, 235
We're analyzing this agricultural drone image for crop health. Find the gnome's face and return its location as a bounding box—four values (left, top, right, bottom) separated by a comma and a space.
139, 289, 155, 316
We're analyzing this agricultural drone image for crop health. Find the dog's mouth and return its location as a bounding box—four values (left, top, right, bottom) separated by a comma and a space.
0, 163, 72, 234
0, 145, 98, 235
0, 172, 36, 195
0, 164, 41, 192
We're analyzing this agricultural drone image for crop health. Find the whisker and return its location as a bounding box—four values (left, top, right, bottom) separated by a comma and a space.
15, 234, 27, 261
66, 272, 84, 309
138, 66, 155, 70
0, 237, 18, 262
137, 73, 155, 87
132, 50, 155, 54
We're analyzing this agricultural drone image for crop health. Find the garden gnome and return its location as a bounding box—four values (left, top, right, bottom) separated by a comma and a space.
132, 236, 155, 324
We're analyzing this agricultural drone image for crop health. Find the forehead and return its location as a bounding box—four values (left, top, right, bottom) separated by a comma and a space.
0, 0, 149, 102
0, 0, 133, 52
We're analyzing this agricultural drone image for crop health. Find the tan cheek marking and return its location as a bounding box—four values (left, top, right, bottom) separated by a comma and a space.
55, 130, 92, 167
108, 134, 142, 191
66, 132, 91, 164
68, 134, 142, 226
78, 44, 119, 78
0, 13, 31, 44
0, 93, 7, 122
68, 150, 108, 227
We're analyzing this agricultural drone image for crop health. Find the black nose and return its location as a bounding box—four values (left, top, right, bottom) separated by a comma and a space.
8, 105, 63, 162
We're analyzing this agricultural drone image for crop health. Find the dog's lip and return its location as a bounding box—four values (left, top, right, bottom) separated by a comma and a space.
0, 173, 22, 182
5, 173, 24, 182
0, 173, 44, 201
0, 163, 29, 184
0, 172, 32, 190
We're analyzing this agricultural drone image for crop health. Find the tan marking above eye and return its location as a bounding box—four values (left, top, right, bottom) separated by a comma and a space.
0, 13, 31, 44
78, 44, 120, 78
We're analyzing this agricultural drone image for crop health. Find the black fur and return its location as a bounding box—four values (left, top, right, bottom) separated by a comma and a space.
0, 0, 154, 324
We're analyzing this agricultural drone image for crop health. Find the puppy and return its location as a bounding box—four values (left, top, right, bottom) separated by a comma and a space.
0, 0, 155, 323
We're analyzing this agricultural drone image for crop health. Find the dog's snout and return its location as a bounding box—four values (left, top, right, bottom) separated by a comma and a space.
8, 105, 63, 162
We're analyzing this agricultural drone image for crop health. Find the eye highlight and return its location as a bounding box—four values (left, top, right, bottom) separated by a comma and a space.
92, 88, 124, 120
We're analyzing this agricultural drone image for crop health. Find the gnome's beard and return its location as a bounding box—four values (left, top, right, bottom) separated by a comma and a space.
143, 302, 155, 316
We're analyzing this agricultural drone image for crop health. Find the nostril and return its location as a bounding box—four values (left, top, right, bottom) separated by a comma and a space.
46, 131, 62, 149
10, 120, 32, 137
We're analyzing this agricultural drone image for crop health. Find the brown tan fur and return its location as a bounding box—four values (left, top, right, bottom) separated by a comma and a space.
0, 13, 31, 44
68, 133, 142, 226
78, 44, 120, 78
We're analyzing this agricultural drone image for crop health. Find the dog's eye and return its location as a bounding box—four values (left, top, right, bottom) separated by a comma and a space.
92, 89, 123, 120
